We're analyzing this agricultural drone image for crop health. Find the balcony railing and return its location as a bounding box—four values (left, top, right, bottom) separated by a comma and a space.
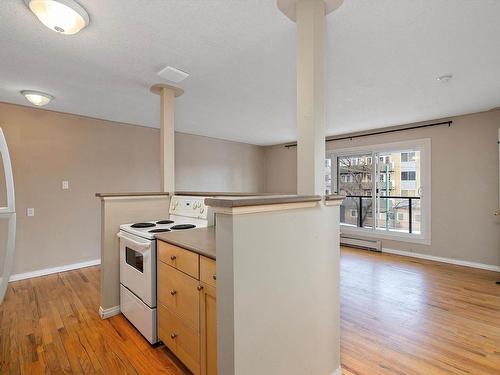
342, 195, 421, 234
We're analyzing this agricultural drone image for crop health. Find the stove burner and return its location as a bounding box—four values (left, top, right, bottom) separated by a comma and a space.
156, 220, 174, 225
131, 222, 156, 228
148, 228, 171, 233
170, 224, 196, 230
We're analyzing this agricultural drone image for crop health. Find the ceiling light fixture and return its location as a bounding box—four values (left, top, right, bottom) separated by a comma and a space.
20, 90, 54, 106
437, 74, 453, 83
24, 0, 90, 35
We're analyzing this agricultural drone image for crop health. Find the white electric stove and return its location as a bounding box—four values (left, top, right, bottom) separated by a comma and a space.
117, 195, 211, 344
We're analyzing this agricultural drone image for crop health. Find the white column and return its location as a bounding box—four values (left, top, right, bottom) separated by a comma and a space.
150, 84, 184, 193
296, 0, 326, 196
160, 88, 175, 193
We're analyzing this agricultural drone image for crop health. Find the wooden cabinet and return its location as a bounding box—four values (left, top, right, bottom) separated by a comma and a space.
158, 261, 200, 331
200, 283, 217, 375
158, 241, 199, 278
200, 256, 217, 288
158, 304, 200, 374
157, 241, 216, 375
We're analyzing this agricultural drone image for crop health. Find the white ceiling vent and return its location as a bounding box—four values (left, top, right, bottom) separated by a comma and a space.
158, 66, 189, 83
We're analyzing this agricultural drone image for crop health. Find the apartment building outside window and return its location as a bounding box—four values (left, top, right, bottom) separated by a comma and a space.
325, 139, 431, 244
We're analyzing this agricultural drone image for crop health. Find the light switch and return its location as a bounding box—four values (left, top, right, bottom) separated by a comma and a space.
27, 208, 35, 217
62, 180, 69, 190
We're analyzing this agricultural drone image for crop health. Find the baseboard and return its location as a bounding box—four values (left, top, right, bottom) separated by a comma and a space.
331, 367, 342, 375
9, 259, 101, 282
382, 248, 500, 272
99, 305, 121, 319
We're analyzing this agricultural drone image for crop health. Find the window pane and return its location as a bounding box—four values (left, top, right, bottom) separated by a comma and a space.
337, 154, 373, 196
337, 154, 374, 229
339, 196, 373, 229
325, 158, 333, 194
376, 149, 421, 234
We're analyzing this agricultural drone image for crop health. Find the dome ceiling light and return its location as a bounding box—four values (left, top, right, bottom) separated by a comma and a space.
24, 0, 90, 35
20, 90, 54, 106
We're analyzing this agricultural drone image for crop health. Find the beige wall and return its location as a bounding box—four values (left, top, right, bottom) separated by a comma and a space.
176, 132, 266, 193
263, 144, 297, 194
264, 109, 500, 267
0, 102, 266, 275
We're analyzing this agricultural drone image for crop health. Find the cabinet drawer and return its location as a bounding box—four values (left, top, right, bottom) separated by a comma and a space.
158, 262, 200, 331
158, 304, 200, 375
158, 241, 199, 279
200, 256, 217, 288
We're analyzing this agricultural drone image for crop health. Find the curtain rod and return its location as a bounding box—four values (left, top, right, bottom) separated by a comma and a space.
284, 120, 452, 148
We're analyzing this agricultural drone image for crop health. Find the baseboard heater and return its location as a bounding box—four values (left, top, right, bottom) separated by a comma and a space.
340, 235, 382, 252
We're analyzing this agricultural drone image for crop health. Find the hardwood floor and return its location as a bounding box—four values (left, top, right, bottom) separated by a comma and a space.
1, 247, 499, 374
340, 247, 500, 375
0, 265, 189, 374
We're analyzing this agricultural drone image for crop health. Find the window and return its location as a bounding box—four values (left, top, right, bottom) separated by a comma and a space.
401, 171, 416, 181
401, 152, 416, 162
329, 139, 430, 244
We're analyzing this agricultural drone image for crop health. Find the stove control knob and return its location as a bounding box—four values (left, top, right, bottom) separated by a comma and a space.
200, 207, 205, 214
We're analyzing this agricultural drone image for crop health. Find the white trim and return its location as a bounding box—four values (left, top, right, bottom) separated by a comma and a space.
99, 305, 121, 319
383, 248, 500, 272
0, 213, 16, 302
0, 127, 15, 214
331, 367, 342, 375
9, 258, 101, 282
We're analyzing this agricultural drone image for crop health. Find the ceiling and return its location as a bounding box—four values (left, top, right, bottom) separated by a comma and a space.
1, 0, 499, 146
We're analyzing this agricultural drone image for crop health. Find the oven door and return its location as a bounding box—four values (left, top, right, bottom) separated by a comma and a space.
118, 230, 156, 308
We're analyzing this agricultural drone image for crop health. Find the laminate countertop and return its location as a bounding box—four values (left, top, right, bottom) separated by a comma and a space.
155, 226, 216, 260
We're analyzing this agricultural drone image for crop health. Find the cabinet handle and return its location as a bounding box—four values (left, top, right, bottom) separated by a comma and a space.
197, 285, 204, 291
170, 333, 177, 339
170, 290, 177, 295
170, 255, 177, 261
213, 274, 217, 280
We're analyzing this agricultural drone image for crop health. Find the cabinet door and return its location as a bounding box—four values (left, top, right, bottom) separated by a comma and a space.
200, 284, 217, 375
158, 262, 200, 331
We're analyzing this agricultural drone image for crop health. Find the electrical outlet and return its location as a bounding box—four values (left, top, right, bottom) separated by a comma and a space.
27, 208, 35, 217
62, 180, 69, 190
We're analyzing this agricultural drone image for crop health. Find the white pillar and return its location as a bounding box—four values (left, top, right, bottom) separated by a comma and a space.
277, 0, 343, 196
150, 84, 184, 193
296, 0, 326, 196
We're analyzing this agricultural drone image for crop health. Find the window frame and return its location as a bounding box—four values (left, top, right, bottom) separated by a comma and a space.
328, 138, 431, 245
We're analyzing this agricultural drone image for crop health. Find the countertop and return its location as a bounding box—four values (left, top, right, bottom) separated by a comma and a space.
205, 194, 322, 208
155, 226, 216, 260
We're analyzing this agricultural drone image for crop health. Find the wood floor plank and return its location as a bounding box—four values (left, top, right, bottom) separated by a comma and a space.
1, 247, 499, 374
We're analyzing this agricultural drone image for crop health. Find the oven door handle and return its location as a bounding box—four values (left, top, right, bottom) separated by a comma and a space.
117, 232, 151, 251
